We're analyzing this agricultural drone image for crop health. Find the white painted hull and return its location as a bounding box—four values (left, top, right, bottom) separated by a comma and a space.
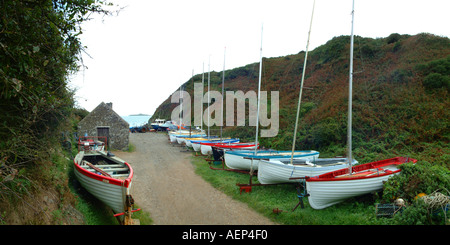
224, 150, 320, 171
192, 142, 202, 151
257, 158, 355, 185
192, 138, 238, 154
168, 130, 194, 143
169, 132, 206, 144
201, 144, 212, 155
224, 150, 260, 170
185, 137, 208, 148
305, 157, 417, 209
169, 134, 177, 143
176, 137, 185, 144
221, 145, 258, 150
73, 151, 133, 214
306, 173, 398, 209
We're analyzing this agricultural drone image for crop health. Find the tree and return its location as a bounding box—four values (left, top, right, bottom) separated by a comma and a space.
0, 0, 113, 175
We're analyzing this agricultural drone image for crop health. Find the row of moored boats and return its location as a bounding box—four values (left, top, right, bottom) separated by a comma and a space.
168, 129, 416, 210
164, 1, 417, 210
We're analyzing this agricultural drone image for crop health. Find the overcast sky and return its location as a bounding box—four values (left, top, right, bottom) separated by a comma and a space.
68, 0, 449, 116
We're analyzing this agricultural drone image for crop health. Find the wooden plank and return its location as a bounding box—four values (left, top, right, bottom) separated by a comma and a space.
84, 161, 111, 177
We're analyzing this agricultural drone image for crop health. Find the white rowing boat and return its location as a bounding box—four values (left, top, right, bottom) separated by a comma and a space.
257, 158, 356, 184
305, 157, 417, 209
224, 150, 320, 171
73, 137, 138, 224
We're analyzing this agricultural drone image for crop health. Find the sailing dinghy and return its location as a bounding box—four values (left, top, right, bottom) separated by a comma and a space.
305, 0, 417, 210
199, 138, 240, 155
224, 150, 320, 171
73, 137, 138, 225
258, 158, 357, 184
257, 0, 352, 185
210, 143, 259, 162
305, 157, 417, 209
190, 137, 231, 152
176, 133, 207, 145
185, 136, 211, 147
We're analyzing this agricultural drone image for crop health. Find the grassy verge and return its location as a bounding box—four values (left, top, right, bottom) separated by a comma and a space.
190, 154, 394, 225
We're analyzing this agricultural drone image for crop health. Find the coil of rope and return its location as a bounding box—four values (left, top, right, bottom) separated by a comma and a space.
422, 189, 450, 210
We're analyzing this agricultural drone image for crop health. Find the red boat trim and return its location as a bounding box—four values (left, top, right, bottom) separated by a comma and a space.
202, 142, 258, 148
306, 157, 417, 182
74, 159, 133, 188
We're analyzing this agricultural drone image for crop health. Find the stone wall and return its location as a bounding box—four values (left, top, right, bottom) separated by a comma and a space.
77, 102, 129, 151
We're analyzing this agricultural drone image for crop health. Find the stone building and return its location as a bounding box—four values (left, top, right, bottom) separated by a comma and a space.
77, 102, 129, 150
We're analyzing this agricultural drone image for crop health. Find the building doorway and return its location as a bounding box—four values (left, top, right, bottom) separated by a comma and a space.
97, 126, 110, 148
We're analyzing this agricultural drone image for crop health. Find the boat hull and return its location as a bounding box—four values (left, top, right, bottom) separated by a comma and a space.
192, 142, 202, 151
199, 139, 240, 155
182, 137, 208, 147
210, 143, 259, 161
176, 134, 207, 145
215, 143, 258, 150
305, 157, 417, 209
176, 137, 185, 144
200, 144, 212, 155
224, 150, 320, 171
169, 134, 177, 143
186, 138, 202, 147
257, 158, 355, 185
73, 151, 133, 214
169, 131, 205, 143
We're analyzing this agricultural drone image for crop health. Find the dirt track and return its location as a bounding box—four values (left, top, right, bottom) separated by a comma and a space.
113, 133, 275, 225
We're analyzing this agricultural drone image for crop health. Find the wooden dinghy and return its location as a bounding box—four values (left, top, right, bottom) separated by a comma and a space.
199, 138, 240, 155
305, 157, 417, 209
190, 137, 236, 153
257, 157, 357, 185
224, 150, 320, 171
74, 137, 138, 225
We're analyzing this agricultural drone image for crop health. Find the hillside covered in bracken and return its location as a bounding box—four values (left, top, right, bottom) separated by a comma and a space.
152, 33, 449, 168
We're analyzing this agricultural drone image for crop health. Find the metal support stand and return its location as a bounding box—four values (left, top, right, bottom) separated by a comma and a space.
271, 179, 308, 214
292, 183, 309, 211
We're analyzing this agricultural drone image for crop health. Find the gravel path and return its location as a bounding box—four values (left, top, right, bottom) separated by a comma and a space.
113, 133, 275, 225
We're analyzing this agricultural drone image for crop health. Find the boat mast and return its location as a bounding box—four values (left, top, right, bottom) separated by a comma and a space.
252, 24, 263, 172
347, 0, 355, 174
190, 69, 194, 136
201, 62, 204, 132
221, 47, 226, 141
290, 0, 315, 165
207, 56, 211, 139
179, 84, 182, 133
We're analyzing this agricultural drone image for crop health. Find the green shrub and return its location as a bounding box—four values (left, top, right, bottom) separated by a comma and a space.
386, 33, 402, 44
423, 73, 450, 90
393, 198, 430, 225
382, 161, 450, 202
